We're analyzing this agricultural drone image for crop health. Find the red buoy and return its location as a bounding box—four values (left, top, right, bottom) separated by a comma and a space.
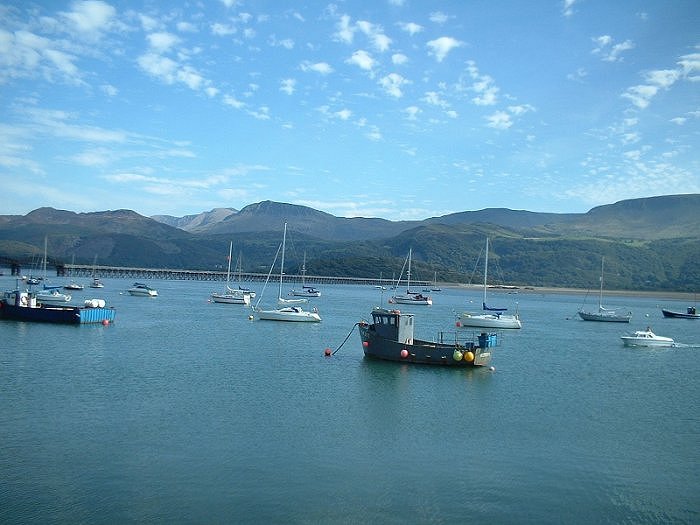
324, 348, 332, 357
400, 349, 409, 359
362, 341, 369, 347
102, 319, 110, 326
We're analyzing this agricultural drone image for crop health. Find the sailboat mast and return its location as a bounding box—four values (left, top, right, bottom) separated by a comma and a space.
279, 222, 287, 299
406, 248, 412, 292
225, 241, 233, 289
483, 237, 489, 305
43, 235, 48, 280
599, 256, 604, 309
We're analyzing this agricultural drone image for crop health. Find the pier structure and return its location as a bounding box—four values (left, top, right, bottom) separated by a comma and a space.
30, 263, 425, 288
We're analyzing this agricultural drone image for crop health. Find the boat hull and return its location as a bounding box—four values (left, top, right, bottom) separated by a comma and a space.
256, 307, 321, 322
359, 324, 492, 366
0, 302, 116, 324
211, 292, 250, 305
578, 310, 631, 322
661, 309, 699, 319
456, 313, 521, 329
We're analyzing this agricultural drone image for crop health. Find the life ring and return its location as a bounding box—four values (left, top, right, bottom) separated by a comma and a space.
20, 295, 28, 306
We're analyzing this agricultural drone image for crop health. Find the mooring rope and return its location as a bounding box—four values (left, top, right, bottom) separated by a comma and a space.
331, 322, 361, 355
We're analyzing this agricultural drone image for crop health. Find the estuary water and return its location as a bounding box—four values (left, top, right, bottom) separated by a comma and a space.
1, 276, 698, 524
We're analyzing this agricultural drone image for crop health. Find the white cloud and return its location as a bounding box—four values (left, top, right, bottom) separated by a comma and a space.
392, 53, 408, 65
280, 78, 296, 95
223, 94, 244, 109
300, 61, 333, 75
404, 106, 421, 120
59, 0, 116, 39
211, 23, 236, 36
379, 73, 409, 97
486, 111, 512, 129
426, 36, 462, 62
356, 21, 391, 52
346, 50, 375, 70
562, 0, 577, 17
592, 35, 634, 62
429, 12, 449, 24
398, 22, 423, 35
335, 109, 352, 120
334, 14, 355, 44
422, 91, 449, 109
464, 61, 499, 106
147, 32, 179, 53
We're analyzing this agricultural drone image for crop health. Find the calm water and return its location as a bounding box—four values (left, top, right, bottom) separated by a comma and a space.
1, 277, 698, 524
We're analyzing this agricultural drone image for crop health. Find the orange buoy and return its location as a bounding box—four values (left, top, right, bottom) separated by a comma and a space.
464, 351, 474, 362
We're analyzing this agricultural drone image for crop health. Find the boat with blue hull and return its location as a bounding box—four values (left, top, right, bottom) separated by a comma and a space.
0, 289, 115, 324
358, 307, 496, 367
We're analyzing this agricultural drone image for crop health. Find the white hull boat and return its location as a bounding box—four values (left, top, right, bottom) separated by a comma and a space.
621, 328, 674, 347
128, 283, 158, 296
211, 241, 251, 305
456, 238, 521, 329
390, 248, 432, 306
254, 223, 322, 322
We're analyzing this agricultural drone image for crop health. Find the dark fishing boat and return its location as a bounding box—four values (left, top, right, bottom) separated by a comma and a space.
661, 306, 699, 319
0, 289, 115, 324
358, 307, 496, 367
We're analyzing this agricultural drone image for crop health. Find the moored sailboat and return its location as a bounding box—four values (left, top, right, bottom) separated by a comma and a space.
456, 238, 521, 329
254, 223, 321, 322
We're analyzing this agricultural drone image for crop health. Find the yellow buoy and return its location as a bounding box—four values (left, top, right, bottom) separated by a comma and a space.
464, 351, 474, 363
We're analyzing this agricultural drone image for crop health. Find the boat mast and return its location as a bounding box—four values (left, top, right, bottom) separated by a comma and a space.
225, 241, 233, 291
598, 256, 605, 310
483, 237, 489, 306
278, 222, 287, 300
406, 248, 412, 293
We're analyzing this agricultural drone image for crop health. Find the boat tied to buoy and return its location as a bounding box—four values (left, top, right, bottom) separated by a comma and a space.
358, 307, 497, 366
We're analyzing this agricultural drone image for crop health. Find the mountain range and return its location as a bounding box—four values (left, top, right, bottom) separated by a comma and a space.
0, 194, 698, 292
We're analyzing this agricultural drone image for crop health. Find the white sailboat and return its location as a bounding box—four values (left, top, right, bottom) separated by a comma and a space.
211, 241, 251, 305
456, 237, 522, 329
36, 236, 72, 305
389, 248, 432, 305
290, 251, 321, 298
578, 257, 631, 322
255, 223, 321, 322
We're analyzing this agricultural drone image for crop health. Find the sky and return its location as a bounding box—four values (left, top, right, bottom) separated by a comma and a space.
1, 0, 699, 221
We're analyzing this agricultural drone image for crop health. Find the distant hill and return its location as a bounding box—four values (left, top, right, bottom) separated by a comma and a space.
192, 200, 414, 241
151, 207, 237, 232
1, 195, 699, 291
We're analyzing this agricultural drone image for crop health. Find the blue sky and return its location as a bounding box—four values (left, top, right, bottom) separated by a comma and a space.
1, 0, 698, 220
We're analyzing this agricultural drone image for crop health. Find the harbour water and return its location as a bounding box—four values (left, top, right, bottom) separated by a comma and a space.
1, 277, 698, 524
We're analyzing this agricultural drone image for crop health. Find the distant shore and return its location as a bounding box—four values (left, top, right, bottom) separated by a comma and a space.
449, 283, 696, 302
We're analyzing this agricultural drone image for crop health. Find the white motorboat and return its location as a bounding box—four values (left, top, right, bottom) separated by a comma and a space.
257, 305, 321, 322
456, 238, 521, 329
64, 281, 84, 291
621, 327, 674, 347
254, 223, 321, 322
127, 282, 158, 297
89, 277, 104, 288
36, 287, 72, 305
